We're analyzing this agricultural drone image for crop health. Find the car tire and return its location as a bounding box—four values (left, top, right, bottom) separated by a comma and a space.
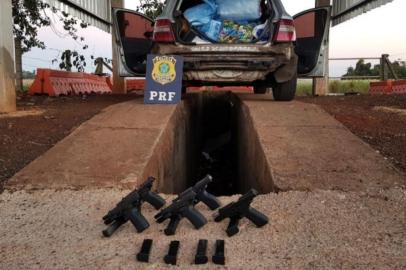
271, 73, 297, 101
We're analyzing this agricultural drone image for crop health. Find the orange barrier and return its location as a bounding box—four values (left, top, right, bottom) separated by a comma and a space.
392, 80, 406, 94
29, 69, 112, 96
106, 76, 113, 91
126, 79, 145, 91
369, 80, 393, 95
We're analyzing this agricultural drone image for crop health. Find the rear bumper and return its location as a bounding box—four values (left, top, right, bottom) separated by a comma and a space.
152, 43, 294, 83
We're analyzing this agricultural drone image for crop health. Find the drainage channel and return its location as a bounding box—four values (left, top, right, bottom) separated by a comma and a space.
188, 92, 239, 196
147, 91, 277, 196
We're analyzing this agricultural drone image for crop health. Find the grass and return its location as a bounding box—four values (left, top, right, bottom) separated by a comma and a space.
22, 79, 34, 93
297, 79, 371, 96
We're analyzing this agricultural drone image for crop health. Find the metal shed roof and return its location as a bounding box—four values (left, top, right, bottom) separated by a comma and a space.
43, 0, 112, 32
332, 0, 394, 26
43, 0, 396, 31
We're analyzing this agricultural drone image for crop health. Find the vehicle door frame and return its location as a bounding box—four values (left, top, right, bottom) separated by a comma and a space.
293, 6, 332, 77
112, 8, 155, 77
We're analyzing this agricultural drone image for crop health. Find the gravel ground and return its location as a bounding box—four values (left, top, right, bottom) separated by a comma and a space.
0, 188, 405, 270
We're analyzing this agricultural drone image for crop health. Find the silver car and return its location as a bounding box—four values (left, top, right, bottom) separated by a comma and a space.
113, 0, 330, 101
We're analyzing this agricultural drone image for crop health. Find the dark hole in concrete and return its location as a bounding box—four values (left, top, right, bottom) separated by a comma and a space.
188, 92, 240, 196
154, 91, 275, 195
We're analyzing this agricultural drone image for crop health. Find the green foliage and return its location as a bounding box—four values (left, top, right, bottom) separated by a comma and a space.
12, 0, 50, 53
12, 0, 89, 72
136, 0, 165, 19
343, 59, 379, 77
22, 79, 34, 92
22, 70, 36, 79
296, 80, 313, 96
56, 50, 86, 72
296, 80, 370, 96
391, 61, 406, 78
329, 80, 370, 94
344, 59, 406, 79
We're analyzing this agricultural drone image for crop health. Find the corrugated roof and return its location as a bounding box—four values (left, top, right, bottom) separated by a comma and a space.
43, 0, 112, 32
44, 0, 394, 30
332, 0, 394, 26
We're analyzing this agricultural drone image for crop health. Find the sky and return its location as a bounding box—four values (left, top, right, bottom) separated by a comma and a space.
23, 0, 406, 77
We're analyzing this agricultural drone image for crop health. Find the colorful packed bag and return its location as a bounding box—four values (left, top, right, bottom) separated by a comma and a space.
219, 20, 257, 43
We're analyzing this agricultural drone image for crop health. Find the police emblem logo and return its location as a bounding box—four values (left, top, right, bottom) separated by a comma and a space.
151, 56, 177, 85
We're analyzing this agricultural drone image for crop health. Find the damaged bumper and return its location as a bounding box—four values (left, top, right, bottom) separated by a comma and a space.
153, 43, 294, 83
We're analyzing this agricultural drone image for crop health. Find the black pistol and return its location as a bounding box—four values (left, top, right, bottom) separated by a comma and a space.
102, 177, 165, 237
214, 189, 268, 237
178, 174, 221, 210
154, 190, 207, 235
154, 175, 220, 235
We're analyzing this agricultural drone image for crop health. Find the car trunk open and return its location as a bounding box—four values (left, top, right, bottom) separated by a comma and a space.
112, 5, 331, 79
174, 0, 275, 45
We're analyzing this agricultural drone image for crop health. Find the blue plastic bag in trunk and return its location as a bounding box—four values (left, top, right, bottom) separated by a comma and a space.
215, 0, 261, 21
184, 0, 218, 27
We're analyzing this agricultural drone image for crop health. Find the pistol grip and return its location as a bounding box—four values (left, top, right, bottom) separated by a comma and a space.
184, 206, 207, 229
145, 192, 166, 210
246, 207, 268, 227
128, 208, 150, 233
164, 215, 181, 235
226, 216, 240, 237
199, 191, 221, 210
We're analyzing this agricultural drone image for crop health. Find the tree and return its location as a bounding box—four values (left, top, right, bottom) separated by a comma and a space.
12, 0, 89, 90
343, 59, 379, 77
136, 0, 165, 19
391, 61, 406, 78
56, 50, 87, 72
11, 0, 166, 92
343, 58, 406, 79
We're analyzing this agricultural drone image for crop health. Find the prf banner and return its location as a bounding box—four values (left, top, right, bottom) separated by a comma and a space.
144, 54, 184, 104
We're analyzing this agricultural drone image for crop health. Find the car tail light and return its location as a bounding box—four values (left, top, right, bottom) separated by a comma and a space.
153, 19, 175, 42
273, 19, 296, 42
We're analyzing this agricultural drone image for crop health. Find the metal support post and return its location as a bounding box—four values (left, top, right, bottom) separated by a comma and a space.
312, 0, 331, 96
0, 0, 17, 112
111, 0, 126, 94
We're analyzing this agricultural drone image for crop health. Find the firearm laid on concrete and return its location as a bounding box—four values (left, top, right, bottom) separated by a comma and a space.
214, 189, 268, 237
102, 177, 166, 237
154, 175, 220, 235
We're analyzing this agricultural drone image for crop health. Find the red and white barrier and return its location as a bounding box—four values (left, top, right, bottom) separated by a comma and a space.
392, 80, 406, 94
369, 80, 393, 95
369, 80, 406, 95
29, 69, 112, 96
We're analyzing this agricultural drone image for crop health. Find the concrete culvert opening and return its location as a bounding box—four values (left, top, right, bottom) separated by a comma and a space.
151, 91, 277, 195
188, 92, 239, 196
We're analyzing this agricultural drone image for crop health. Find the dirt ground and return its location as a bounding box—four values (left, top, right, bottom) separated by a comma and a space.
0, 94, 137, 190
300, 94, 406, 173
1, 93, 405, 192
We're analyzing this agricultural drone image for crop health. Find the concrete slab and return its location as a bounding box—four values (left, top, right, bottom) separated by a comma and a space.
1, 93, 405, 269
239, 95, 405, 191
6, 93, 405, 193
6, 99, 178, 190
0, 188, 405, 269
